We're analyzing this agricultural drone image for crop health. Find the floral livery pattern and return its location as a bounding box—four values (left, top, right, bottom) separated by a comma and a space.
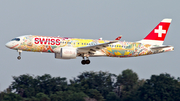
17, 35, 172, 57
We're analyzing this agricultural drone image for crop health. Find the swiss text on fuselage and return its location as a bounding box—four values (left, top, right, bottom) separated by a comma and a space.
34, 38, 60, 45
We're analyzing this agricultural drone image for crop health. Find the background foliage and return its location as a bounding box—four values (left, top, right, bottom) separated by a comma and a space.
0, 69, 180, 101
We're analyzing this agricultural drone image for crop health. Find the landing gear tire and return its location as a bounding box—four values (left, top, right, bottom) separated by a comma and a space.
17, 56, 21, 60
81, 60, 90, 65
85, 60, 90, 64
81, 60, 86, 65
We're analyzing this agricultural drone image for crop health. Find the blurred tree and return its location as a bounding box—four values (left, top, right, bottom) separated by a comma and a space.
36, 92, 50, 101
3, 93, 22, 101
11, 74, 36, 97
67, 91, 88, 101
11, 74, 67, 98
139, 73, 180, 101
0, 92, 6, 101
86, 89, 104, 101
116, 69, 140, 100
50, 90, 87, 101
72, 71, 116, 99
7, 70, 180, 101
106, 92, 119, 101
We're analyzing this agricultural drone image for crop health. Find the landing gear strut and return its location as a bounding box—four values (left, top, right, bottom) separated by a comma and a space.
81, 54, 91, 65
17, 50, 22, 60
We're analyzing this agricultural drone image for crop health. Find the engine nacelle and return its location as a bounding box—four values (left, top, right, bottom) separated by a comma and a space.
55, 47, 77, 59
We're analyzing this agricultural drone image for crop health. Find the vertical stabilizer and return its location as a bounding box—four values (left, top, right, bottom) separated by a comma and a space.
138, 19, 172, 45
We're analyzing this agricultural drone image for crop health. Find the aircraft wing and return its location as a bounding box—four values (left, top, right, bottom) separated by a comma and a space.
77, 36, 122, 54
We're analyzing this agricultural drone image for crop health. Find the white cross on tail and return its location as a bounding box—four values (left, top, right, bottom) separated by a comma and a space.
154, 26, 166, 37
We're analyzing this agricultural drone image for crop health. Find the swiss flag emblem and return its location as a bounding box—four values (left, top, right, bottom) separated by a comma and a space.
155, 25, 166, 37
144, 19, 171, 41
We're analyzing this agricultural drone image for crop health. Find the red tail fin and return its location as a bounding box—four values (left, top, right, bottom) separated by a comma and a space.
139, 19, 172, 45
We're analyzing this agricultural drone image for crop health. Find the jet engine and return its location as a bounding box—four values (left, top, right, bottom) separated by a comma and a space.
55, 47, 77, 59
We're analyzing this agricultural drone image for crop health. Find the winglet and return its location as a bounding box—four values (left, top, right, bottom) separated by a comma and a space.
115, 35, 122, 41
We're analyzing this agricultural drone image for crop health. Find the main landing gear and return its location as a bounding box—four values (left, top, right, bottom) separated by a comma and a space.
17, 50, 22, 60
81, 59, 90, 65
81, 55, 90, 65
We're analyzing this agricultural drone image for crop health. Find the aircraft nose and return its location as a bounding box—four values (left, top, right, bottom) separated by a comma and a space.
5, 42, 12, 48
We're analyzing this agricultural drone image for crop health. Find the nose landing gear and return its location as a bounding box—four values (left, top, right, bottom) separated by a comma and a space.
17, 50, 22, 60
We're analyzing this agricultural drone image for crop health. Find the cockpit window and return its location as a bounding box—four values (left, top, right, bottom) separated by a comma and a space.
11, 38, 20, 41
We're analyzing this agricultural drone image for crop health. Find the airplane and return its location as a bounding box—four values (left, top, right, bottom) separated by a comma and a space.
5, 18, 174, 65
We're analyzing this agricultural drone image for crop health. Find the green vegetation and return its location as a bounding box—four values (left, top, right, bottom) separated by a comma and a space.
0, 69, 180, 101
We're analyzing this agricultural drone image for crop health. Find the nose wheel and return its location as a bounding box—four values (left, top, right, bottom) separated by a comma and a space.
17, 56, 21, 60
81, 55, 91, 65
17, 50, 22, 60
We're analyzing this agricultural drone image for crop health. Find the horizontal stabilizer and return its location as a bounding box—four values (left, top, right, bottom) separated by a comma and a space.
150, 46, 172, 50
